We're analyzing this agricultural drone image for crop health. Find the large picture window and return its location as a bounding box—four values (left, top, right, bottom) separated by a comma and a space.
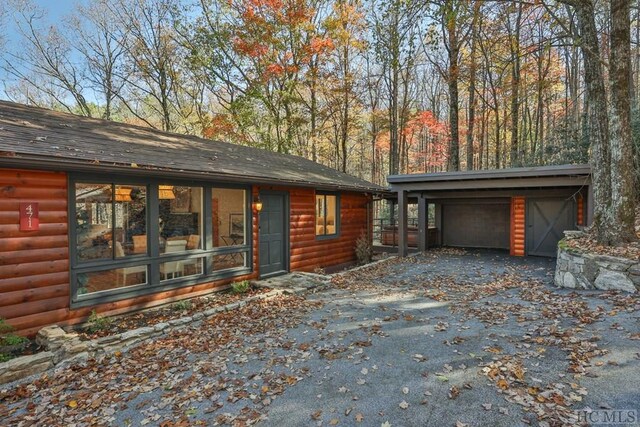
316, 193, 339, 237
71, 178, 251, 305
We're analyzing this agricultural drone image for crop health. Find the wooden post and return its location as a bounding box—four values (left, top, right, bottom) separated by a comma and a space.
434, 203, 442, 246
418, 195, 428, 252
398, 190, 408, 257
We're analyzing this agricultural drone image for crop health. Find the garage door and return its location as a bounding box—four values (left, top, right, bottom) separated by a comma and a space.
442, 202, 510, 249
526, 198, 575, 257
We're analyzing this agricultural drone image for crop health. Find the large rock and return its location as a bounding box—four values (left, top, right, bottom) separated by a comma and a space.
0, 352, 54, 384
562, 272, 577, 289
35, 325, 67, 349
594, 270, 637, 293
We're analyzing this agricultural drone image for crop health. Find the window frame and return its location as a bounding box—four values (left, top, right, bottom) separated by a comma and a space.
69, 174, 253, 308
315, 191, 340, 240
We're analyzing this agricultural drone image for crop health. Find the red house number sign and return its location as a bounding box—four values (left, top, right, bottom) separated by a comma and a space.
19, 202, 39, 231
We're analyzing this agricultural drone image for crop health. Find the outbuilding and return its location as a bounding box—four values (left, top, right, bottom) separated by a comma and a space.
387, 165, 591, 257
0, 101, 382, 334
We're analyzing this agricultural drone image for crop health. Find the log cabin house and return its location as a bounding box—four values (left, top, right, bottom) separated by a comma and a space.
0, 101, 383, 335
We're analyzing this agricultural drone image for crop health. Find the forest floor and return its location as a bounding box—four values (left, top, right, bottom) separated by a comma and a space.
564, 208, 640, 260
1, 250, 639, 427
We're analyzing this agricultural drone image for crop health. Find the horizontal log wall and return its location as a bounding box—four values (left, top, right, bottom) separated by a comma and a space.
1, 171, 367, 335
0, 169, 70, 335
510, 196, 526, 256
0, 168, 260, 336
577, 194, 584, 226
257, 186, 371, 272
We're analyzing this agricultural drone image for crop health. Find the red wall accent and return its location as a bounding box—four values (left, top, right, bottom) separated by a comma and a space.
510, 196, 526, 256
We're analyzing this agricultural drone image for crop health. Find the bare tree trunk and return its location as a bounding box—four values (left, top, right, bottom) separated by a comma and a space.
508, 2, 522, 167
466, 1, 480, 171
446, 1, 460, 171
608, 0, 637, 241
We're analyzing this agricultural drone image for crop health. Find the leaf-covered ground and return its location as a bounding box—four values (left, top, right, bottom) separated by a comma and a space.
1, 249, 639, 427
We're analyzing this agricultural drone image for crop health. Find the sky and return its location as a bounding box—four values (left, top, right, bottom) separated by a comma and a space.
1, 0, 90, 100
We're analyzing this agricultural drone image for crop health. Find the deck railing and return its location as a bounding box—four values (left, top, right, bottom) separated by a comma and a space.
372, 217, 418, 247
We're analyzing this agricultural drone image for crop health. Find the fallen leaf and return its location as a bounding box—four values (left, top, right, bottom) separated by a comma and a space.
355, 413, 364, 422
497, 379, 509, 390
482, 403, 492, 410
448, 386, 460, 400
399, 400, 409, 409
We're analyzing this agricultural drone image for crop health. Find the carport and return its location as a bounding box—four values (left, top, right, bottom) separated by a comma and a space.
387, 165, 592, 257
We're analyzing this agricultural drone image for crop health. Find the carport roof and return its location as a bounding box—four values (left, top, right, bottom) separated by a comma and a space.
387, 164, 591, 192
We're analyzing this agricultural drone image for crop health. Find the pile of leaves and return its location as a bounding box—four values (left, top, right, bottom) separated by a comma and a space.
79, 287, 272, 339
0, 295, 322, 426
563, 208, 640, 260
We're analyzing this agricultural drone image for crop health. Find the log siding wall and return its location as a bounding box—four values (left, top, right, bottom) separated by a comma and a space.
0, 169, 70, 335
285, 187, 371, 272
510, 196, 526, 256
1, 171, 370, 335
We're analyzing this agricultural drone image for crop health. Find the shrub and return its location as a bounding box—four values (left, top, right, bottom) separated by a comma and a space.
2, 334, 27, 346
85, 310, 113, 333
231, 280, 251, 294
0, 318, 14, 335
355, 232, 373, 265
172, 300, 192, 311
0, 318, 28, 362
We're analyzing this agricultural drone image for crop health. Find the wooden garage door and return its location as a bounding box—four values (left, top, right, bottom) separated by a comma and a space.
526, 198, 575, 257
442, 202, 510, 249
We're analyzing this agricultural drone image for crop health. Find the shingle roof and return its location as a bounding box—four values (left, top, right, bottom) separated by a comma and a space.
0, 100, 383, 192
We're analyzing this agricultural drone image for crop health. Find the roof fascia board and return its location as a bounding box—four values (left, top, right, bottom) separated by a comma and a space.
387, 165, 591, 183
389, 176, 590, 192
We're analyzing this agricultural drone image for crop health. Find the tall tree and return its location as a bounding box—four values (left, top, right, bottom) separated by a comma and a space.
4, 0, 92, 116
109, 0, 184, 131
556, 0, 636, 244
465, 1, 480, 170
506, 1, 523, 167
68, 0, 128, 120
371, 0, 423, 175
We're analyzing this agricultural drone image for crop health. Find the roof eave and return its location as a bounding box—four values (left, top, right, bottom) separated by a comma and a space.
387, 164, 592, 184
0, 155, 384, 193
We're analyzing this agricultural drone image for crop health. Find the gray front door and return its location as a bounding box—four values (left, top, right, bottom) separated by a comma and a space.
526, 198, 575, 257
259, 192, 287, 277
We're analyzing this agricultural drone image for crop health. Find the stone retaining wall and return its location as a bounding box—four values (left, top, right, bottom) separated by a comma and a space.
555, 244, 640, 293
0, 289, 290, 385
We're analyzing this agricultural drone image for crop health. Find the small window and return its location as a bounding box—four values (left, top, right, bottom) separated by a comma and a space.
316, 193, 338, 237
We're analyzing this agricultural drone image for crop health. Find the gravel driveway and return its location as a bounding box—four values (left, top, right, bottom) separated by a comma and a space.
2, 249, 639, 427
